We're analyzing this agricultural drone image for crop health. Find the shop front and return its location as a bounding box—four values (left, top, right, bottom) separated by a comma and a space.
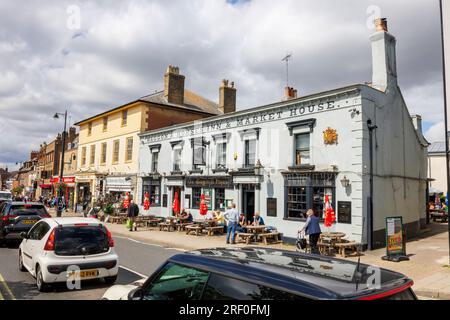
105, 176, 135, 201
142, 174, 162, 208
185, 176, 234, 215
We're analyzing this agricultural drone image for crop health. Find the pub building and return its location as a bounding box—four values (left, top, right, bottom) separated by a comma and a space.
137, 19, 429, 248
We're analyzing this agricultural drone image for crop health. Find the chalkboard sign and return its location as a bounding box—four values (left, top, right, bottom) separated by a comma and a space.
267, 198, 277, 217
162, 194, 168, 208
337, 201, 352, 224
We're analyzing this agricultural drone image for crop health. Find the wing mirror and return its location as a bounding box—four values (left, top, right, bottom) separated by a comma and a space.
127, 287, 144, 301
20, 232, 28, 239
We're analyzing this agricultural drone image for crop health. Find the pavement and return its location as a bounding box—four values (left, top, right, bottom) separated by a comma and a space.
49, 209, 450, 300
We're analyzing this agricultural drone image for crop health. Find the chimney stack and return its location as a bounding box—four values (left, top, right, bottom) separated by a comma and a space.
219, 79, 237, 114
284, 86, 298, 100
411, 115, 423, 133
370, 18, 397, 92
164, 65, 185, 105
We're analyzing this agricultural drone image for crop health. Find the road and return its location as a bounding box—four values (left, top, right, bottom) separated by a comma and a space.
0, 236, 181, 300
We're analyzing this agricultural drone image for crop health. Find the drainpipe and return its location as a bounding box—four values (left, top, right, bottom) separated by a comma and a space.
367, 119, 378, 250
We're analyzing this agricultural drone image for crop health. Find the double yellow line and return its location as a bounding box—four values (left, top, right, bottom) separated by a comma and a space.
0, 273, 15, 300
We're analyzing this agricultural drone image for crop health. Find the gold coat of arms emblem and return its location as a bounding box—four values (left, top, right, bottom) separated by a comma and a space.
323, 127, 338, 144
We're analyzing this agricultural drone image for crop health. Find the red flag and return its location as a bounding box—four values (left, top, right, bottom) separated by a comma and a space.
172, 192, 180, 215
199, 194, 208, 216
143, 192, 150, 210
323, 195, 336, 227
123, 192, 130, 209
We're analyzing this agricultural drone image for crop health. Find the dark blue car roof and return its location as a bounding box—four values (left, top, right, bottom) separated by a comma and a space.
168, 247, 412, 300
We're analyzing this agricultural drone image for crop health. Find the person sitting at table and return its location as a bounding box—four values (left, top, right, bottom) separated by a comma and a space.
300, 209, 322, 255
237, 213, 247, 232
213, 210, 226, 231
252, 212, 265, 226
429, 201, 435, 210
180, 210, 193, 222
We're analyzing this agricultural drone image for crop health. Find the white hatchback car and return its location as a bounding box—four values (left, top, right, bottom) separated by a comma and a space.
18, 217, 119, 292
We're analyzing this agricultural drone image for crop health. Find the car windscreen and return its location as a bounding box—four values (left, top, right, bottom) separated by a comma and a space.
10, 205, 47, 216
54, 226, 109, 256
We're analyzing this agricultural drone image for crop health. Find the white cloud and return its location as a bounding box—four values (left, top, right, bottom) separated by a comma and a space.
0, 0, 444, 164
425, 121, 446, 143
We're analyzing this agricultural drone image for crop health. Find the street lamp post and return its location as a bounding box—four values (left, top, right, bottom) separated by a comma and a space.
54, 111, 67, 218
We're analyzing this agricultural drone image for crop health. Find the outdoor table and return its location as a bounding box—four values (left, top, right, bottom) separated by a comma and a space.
194, 219, 217, 227
320, 232, 347, 254
430, 209, 448, 222
245, 225, 267, 242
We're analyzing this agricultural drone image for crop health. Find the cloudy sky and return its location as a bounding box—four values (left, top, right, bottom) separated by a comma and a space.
0, 0, 445, 169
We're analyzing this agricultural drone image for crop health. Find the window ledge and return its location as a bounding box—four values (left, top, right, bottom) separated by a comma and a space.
212, 168, 228, 174
288, 165, 315, 171
171, 171, 183, 176
189, 169, 204, 175
283, 217, 307, 222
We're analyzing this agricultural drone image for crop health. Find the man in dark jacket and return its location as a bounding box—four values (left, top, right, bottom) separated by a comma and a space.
127, 199, 140, 231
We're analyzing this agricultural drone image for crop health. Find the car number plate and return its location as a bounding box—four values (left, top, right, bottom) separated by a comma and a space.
21, 220, 36, 224
68, 269, 99, 279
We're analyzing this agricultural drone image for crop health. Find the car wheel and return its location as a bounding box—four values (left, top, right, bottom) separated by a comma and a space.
36, 265, 50, 292
18, 251, 26, 272
104, 275, 118, 285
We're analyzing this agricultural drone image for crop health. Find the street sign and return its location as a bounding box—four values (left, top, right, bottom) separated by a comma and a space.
382, 216, 409, 262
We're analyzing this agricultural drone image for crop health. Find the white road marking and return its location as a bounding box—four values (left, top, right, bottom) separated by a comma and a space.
119, 265, 147, 279
0, 273, 15, 300
114, 235, 186, 252
114, 236, 163, 247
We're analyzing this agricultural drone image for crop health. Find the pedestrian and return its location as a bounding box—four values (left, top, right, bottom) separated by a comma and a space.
224, 203, 239, 244
237, 213, 247, 232
252, 212, 265, 226
126, 198, 140, 232
300, 209, 322, 255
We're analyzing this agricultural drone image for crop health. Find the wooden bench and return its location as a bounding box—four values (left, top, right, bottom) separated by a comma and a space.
177, 223, 194, 232
159, 222, 175, 232
186, 225, 203, 236
334, 241, 360, 258
204, 226, 225, 236
259, 232, 282, 245
318, 242, 333, 255
236, 233, 254, 244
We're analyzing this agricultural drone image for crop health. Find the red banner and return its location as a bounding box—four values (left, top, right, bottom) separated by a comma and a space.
51, 177, 75, 184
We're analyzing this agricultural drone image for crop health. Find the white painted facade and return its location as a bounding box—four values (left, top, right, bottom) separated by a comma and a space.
136, 21, 428, 248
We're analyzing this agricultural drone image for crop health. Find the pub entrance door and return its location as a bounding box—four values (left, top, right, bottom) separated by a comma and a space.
242, 185, 255, 223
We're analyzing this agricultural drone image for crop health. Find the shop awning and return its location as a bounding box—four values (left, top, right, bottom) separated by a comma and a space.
39, 184, 52, 189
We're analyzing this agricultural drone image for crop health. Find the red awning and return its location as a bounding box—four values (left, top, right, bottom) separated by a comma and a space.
39, 184, 53, 189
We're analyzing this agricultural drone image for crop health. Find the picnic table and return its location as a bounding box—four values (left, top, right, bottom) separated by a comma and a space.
319, 232, 347, 255
430, 209, 448, 222
194, 219, 217, 227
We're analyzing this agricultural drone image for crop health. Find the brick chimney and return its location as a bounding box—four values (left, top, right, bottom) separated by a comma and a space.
284, 86, 298, 100
370, 18, 397, 92
219, 79, 237, 114
164, 65, 185, 105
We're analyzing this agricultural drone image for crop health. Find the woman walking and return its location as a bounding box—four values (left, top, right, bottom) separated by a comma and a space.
300, 209, 322, 255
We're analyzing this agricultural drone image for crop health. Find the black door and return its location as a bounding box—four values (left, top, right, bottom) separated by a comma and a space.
243, 188, 255, 222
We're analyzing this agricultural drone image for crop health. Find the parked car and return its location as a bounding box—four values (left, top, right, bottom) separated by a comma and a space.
0, 191, 12, 205
102, 247, 417, 300
0, 202, 51, 243
19, 217, 119, 292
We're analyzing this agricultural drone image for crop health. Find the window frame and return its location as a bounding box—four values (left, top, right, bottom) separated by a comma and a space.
112, 139, 120, 164
100, 142, 107, 165
125, 137, 133, 162
192, 187, 202, 209
121, 110, 128, 126
284, 173, 336, 222
90, 144, 96, 165
294, 133, 311, 166
87, 122, 92, 136
151, 152, 159, 173
216, 142, 227, 170
81, 146, 87, 166
214, 188, 225, 211
244, 139, 256, 168
102, 116, 108, 132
